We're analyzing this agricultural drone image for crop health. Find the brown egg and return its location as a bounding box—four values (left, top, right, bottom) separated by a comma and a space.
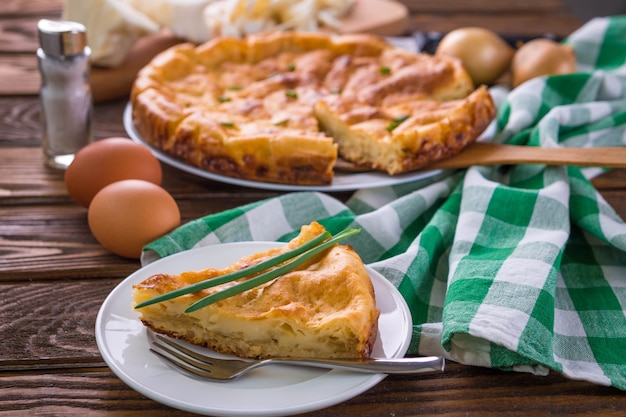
88, 179, 180, 259
65, 137, 162, 208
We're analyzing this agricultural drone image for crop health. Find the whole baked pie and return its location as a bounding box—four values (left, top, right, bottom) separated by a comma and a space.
131, 31, 496, 185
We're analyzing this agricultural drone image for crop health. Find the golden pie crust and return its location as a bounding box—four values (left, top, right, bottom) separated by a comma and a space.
131, 31, 496, 185
132, 222, 379, 359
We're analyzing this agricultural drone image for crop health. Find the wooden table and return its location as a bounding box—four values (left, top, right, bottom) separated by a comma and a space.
2, 1, 625, 415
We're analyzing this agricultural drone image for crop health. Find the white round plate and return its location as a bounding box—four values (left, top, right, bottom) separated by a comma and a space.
95, 242, 413, 417
123, 103, 443, 192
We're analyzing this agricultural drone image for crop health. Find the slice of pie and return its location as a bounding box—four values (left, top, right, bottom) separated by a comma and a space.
132, 222, 380, 359
130, 31, 497, 185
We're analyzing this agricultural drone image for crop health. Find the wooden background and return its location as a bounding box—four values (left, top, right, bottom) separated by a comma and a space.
2, 0, 626, 416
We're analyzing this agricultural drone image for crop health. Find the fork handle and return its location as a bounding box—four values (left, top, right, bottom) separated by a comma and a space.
270, 356, 445, 374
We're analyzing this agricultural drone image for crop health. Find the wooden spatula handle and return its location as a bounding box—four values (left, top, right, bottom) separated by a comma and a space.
427, 142, 626, 169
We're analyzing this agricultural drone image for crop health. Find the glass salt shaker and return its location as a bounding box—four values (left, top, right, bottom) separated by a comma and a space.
37, 19, 93, 169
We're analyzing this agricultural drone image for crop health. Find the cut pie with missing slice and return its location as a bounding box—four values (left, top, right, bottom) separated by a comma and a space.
131, 31, 497, 185
132, 222, 379, 359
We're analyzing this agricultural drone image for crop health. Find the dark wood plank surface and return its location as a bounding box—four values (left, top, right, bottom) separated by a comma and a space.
1, 1, 625, 416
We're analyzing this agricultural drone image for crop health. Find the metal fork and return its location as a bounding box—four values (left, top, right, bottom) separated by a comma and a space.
148, 332, 445, 381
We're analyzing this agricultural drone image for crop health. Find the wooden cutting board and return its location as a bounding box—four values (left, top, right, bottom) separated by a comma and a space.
337, 0, 409, 36
90, 0, 409, 102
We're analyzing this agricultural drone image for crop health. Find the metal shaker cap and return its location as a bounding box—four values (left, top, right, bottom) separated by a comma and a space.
37, 19, 87, 57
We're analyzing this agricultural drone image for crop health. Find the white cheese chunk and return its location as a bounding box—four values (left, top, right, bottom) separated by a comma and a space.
203, 0, 355, 38
63, 0, 160, 67
126, 0, 216, 43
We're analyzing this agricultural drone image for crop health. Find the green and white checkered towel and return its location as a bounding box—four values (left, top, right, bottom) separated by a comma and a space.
143, 16, 626, 390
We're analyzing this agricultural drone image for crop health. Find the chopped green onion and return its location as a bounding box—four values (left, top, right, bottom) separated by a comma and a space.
217, 96, 231, 103
227, 86, 242, 91
220, 121, 235, 128
379, 66, 391, 75
285, 90, 298, 99
330, 88, 342, 94
134, 230, 332, 310
184, 227, 361, 313
287, 63, 296, 71
386, 114, 410, 132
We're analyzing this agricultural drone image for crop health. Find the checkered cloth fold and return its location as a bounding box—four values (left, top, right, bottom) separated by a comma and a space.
143, 16, 626, 390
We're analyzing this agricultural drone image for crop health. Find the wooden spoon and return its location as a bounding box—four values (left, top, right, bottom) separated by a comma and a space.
335, 142, 626, 172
